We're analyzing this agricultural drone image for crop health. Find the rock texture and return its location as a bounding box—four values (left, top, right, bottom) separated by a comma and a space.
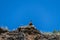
0, 22, 60, 40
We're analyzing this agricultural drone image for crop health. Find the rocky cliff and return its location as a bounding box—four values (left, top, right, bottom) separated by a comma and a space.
0, 22, 60, 40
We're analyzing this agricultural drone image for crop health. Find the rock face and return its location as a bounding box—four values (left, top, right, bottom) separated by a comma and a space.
0, 22, 60, 40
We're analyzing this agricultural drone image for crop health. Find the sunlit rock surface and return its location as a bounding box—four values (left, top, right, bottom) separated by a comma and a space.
0, 22, 60, 40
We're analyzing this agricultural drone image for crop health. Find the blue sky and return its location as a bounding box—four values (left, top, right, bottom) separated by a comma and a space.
0, 0, 60, 32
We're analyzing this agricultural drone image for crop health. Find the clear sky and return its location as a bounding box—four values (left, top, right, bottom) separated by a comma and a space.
0, 0, 59, 32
